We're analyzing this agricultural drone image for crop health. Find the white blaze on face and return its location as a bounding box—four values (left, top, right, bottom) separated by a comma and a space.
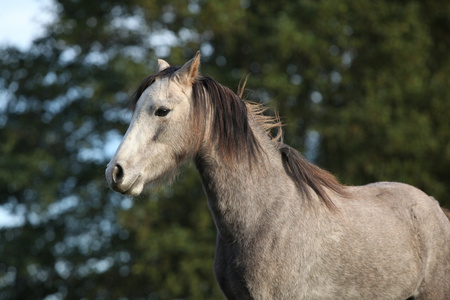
105, 52, 201, 195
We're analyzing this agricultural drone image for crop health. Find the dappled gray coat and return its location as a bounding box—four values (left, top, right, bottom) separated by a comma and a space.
106, 52, 450, 299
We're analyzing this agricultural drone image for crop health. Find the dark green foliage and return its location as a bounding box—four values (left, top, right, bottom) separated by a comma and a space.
1, 0, 449, 299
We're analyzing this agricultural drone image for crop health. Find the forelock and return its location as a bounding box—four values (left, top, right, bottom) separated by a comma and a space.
130, 66, 180, 112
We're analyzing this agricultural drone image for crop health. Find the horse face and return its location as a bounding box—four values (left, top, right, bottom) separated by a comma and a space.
106, 53, 200, 195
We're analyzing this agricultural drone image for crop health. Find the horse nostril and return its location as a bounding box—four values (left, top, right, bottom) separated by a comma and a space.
112, 164, 124, 184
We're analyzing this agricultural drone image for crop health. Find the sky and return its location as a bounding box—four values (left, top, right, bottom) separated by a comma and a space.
0, 0, 55, 49
0, 0, 55, 227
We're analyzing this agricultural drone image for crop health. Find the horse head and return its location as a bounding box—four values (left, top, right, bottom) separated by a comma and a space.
105, 52, 201, 195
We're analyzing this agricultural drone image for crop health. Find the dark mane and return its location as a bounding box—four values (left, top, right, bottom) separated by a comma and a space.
279, 144, 346, 211
130, 67, 347, 210
192, 76, 262, 163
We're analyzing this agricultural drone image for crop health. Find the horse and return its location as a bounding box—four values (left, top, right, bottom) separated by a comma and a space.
105, 52, 450, 299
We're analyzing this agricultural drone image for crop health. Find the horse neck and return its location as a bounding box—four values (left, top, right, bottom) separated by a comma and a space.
194, 124, 302, 242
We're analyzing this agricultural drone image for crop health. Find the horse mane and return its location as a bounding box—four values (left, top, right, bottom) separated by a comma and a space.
130, 67, 346, 210
279, 144, 345, 211
192, 76, 262, 163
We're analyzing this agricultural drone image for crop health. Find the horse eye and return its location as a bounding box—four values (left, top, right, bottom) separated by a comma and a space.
154, 107, 171, 117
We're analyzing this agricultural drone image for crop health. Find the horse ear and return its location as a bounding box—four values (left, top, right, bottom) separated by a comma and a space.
157, 59, 170, 72
176, 51, 200, 85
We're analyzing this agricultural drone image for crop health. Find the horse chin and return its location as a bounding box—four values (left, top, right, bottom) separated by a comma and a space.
116, 177, 145, 196
123, 183, 145, 196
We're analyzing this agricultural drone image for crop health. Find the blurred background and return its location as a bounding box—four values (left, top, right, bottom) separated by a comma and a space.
1, 0, 449, 299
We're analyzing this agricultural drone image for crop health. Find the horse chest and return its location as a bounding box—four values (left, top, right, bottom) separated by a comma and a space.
214, 237, 313, 299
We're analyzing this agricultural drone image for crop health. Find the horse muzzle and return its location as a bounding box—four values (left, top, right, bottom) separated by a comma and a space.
105, 163, 142, 195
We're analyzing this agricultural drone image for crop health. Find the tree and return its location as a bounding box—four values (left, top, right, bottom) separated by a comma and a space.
0, 0, 221, 298
1, 0, 449, 299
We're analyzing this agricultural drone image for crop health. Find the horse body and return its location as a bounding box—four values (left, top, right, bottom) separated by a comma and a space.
196, 128, 448, 299
106, 52, 450, 299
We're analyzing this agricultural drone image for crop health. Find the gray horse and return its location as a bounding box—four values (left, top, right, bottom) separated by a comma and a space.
106, 52, 450, 299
